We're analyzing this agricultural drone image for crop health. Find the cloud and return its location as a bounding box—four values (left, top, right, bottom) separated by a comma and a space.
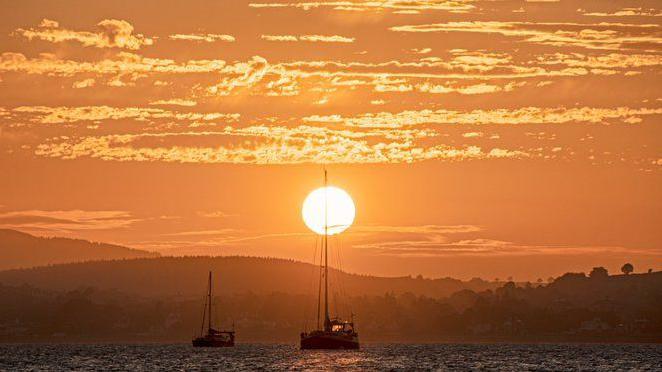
415, 82, 525, 95
0, 51, 230, 77
15, 19, 153, 50
462, 132, 483, 138
38, 19, 59, 28
271, 56, 601, 88
249, 1, 474, 13
72, 78, 95, 89
149, 99, 198, 107
353, 235, 653, 257
261, 34, 355, 43
131, 231, 311, 254
354, 239, 649, 257
32, 126, 528, 164
352, 224, 482, 235
207, 56, 271, 96
163, 228, 239, 237
536, 53, 662, 69
304, 107, 662, 128
0, 210, 138, 233
168, 33, 235, 42
261, 35, 298, 42
197, 211, 237, 218
389, 21, 662, 50
580, 8, 661, 18
0, 48, 647, 99
347, 222, 657, 257
410, 48, 432, 54
13, 105, 239, 124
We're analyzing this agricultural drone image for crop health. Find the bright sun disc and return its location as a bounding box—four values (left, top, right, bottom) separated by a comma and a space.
302, 186, 355, 235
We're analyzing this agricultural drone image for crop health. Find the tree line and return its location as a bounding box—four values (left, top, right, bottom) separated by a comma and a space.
1, 267, 659, 343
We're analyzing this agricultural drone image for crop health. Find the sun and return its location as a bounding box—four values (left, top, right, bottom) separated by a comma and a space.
302, 186, 355, 235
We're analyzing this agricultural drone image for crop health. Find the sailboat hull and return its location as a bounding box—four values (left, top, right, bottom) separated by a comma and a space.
300, 332, 359, 350
192, 337, 234, 347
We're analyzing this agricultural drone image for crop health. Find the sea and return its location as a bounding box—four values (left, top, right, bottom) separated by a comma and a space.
0, 343, 660, 371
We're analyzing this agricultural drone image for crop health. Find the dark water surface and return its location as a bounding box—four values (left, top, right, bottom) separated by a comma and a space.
0, 343, 660, 371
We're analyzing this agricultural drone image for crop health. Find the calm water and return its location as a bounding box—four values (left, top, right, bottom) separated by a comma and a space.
0, 343, 660, 371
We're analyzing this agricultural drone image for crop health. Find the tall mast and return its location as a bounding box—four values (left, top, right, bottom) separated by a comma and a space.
323, 168, 330, 332
208, 271, 212, 331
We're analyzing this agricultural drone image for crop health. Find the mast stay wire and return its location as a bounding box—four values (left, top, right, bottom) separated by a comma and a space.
199, 295, 207, 336
334, 234, 350, 320
317, 233, 324, 330
329, 235, 340, 318
303, 234, 319, 332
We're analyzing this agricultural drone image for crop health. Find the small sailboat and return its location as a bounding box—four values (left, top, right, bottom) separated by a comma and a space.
192, 271, 235, 347
300, 170, 359, 350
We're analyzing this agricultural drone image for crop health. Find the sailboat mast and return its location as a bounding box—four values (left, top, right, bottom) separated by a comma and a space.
323, 168, 330, 331
208, 271, 212, 331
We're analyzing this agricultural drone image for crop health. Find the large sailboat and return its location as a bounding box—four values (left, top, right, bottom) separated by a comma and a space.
192, 271, 235, 347
300, 170, 359, 350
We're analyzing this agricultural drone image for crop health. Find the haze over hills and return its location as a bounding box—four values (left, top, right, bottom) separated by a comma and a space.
0, 269, 659, 343
0, 256, 498, 298
0, 229, 160, 270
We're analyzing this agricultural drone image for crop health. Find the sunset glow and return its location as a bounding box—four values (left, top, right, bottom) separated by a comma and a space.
0, 0, 659, 281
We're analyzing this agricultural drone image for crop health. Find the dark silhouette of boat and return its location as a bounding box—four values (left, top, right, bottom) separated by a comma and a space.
300, 169, 359, 350
192, 271, 235, 347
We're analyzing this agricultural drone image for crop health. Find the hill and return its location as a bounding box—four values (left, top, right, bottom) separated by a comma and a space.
0, 229, 159, 270
0, 256, 496, 298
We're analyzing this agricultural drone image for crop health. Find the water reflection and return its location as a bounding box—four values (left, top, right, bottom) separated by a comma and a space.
0, 343, 660, 371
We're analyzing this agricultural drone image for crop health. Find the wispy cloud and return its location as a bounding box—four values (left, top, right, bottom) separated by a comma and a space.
304, 107, 662, 128
579, 8, 661, 18
261, 34, 355, 43
0, 210, 139, 233
148, 99, 198, 107
0, 51, 234, 79
33, 127, 528, 164
346, 223, 652, 257
249, 1, 475, 13
352, 224, 481, 235
390, 21, 662, 50
168, 33, 235, 42
163, 228, 240, 237
13, 105, 238, 124
197, 211, 238, 218
133, 231, 309, 254
355, 239, 656, 257
14, 19, 153, 50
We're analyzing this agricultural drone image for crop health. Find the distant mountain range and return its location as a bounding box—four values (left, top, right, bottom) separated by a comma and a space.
0, 256, 497, 298
0, 229, 159, 270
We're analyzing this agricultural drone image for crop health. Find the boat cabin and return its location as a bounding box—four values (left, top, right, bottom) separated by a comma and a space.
330, 318, 356, 334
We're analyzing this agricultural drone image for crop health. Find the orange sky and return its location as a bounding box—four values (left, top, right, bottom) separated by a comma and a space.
0, 0, 660, 281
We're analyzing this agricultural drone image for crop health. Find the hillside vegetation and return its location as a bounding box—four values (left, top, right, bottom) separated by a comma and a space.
0, 256, 497, 298
0, 270, 659, 343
